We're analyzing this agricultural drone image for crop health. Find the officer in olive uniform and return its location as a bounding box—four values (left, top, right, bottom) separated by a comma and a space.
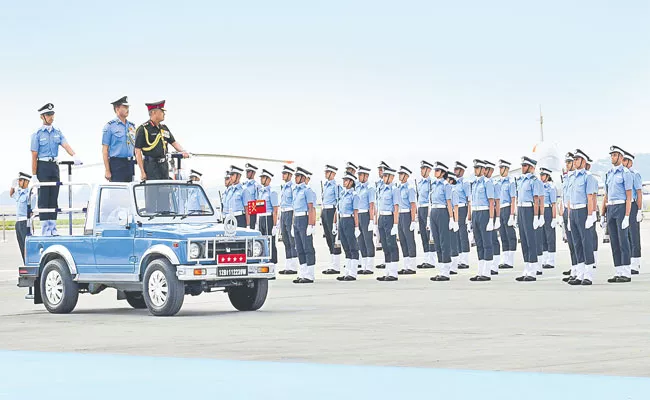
102, 96, 135, 182
134, 100, 189, 181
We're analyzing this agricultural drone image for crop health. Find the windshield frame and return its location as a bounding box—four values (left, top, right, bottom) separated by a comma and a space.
133, 182, 215, 219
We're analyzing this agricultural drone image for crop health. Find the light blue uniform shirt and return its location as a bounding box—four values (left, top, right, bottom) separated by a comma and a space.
630, 168, 642, 202
280, 181, 294, 208
12, 188, 30, 219
258, 186, 278, 211
517, 173, 543, 203
356, 182, 376, 211
456, 176, 471, 205
222, 186, 232, 214
30, 126, 67, 158
338, 189, 360, 215
491, 177, 502, 203
397, 182, 416, 210
562, 171, 575, 207
378, 185, 400, 213
472, 176, 495, 207
244, 180, 260, 204
375, 178, 385, 194
451, 185, 460, 207
605, 165, 633, 202
187, 188, 207, 212
499, 176, 516, 205
570, 169, 598, 205
292, 183, 312, 212
543, 182, 557, 205
417, 177, 431, 206
429, 178, 452, 205
101, 118, 135, 158
229, 184, 246, 213
306, 186, 317, 205
322, 179, 340, 206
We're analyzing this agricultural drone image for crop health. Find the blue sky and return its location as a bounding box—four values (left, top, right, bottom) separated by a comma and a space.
1, 0, 648, 185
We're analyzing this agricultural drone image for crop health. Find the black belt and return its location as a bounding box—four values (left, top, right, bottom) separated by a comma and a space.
110, 157, 134, 161
144, 156, 167, 163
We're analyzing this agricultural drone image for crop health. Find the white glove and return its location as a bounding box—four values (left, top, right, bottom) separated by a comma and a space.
390, 224, 398, 236
494, 218, 501, 230
354, 227, 361, 237
453, 221, 459, 232
332, 225, 338, 236
533, 217, 539, 230
448, 219, 455, 231
368, 220, 375, 232
600, 216, 607, 229
486, 219, 494, 232
74, 156, 82, 166
307, 225, 315, 236
551, 219, 557, 229
637, 211, 644, 223
622, 216, 630, 230
409, 221, 417, 231
30, 175, 39, 186
585, 214, 595, 230
507, 215, 515, 227
537, 215, 545, 228
271, 226, 279, 236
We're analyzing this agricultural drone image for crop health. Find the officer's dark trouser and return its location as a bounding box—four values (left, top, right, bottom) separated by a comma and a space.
450, 229, 460, 257
607, 204, 631, 267
36, 161, 59, 221
15, 220, 30, 263
417, 206, 431, 253
144, 158, 170, 213
258, 215, 277, 264
293, 215, 315, 266
281, 211, 297, 259
378, 215, 399, 263
357, 212, 375, 258
249, 214, 257, 230
570, 208, 595, 265
109, 157, 134, 182
397, 212, 417, 258
543, 207, 556, 253
535, 219, 544, 257
563, 208, 577, 266
629, 202, 641, 259
144, 158, 170, 180
235, 214, 246, 228
321, 208, 341, 255
430, 208, 451, 263
458, 206, 470, 253
499, 205, 517, 252
472, 210, 493, 261
518, 206, 538, 263
339, 217, 359, 260
593, 221, 599, 252
492, 228, 501, 256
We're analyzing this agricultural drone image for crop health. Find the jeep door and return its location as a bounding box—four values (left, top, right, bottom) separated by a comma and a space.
92, 187, 136, 273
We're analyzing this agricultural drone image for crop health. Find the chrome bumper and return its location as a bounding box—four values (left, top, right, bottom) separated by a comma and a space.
175, 264, 275, 281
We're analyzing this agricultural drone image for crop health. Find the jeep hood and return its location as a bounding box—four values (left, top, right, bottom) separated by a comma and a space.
139, 223, 261, 240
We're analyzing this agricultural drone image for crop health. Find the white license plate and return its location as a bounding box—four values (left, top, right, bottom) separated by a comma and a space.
217, 267, 248, 277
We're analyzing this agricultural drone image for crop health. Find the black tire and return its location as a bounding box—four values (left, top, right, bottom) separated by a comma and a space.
125, 291, 147, 309
228, 279, 268, 311
40, 258, 79, 314
142, 258, 184, 316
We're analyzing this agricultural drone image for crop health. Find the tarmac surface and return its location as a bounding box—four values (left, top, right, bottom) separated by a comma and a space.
1, 225, 649, 379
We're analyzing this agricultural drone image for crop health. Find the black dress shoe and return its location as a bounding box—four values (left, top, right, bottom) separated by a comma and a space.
364, 270, 374, 275
515, 276, 526, 282
322, 269, 340, 275
422, 263, 436, 269
376, 264, 386, 269
279, 270, 287, 275
383, 276, 398, 282
563, 270, 571, 276
404, 270, 416, 275
469, 275, 481, 281
377, 276, 387, 281
618, 276, 632, 283
478, 276, 491, 281
542, 264, 555, 269
523, 276, 537, 282
499, 264, 514, 269
416, 263, 425, 269
498, 264, 505, 268
490, 270, 498, 275
433, 275, 450, 281
430, 276, 440, 281
632, 270, 640, 275
450, 271, 458, 275
458, 264, 470, 269
357, 264, 362, 270
562, 276, 574, 283
581, 279, 593, 285
292, 278, 302, 283
568, 279, 583, 285
397, 269, 408, 275
343, 276, 357, 281
536, 271, 543, 276
336, 276, 346, 281
300, 278, 314, 283
607, 276, 619, 283
285, 270, 298, 275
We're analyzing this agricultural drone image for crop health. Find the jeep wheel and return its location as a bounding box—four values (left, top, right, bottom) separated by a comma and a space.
125, 291, 147, 309
228, 279, 268, 311
142, 258, 184, 316
40, 258, 79, 314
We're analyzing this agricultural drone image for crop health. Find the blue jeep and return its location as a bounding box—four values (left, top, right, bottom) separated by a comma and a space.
19, 181, 274, 316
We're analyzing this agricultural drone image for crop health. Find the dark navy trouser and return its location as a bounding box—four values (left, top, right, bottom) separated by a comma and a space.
339, 217, 359, 260
569, 207, 595, 265
235, 214, 246, 228
294, 215, 315, 266
629, 202, 641, 259
542, 206, 556, 253
258, 215, 277, 264
280, 210, 297, 259
607, 204, 631, 267
357, 212, 375, 258
15, 220, 30, 263
499, 205, 517, 252
535, 219, 544, 257
450, 229, 459, 257
397, 212, 417, 258
108, 157, 134, 182
492, 229, 501, 256
430, 208, 451, 263
563, 208, 577, 266
518, 206, 538, 263
379, 215, 399, 263
417, 206, 431, 252
321, 208, 342, 255
472, 210, 493, 261
458, 206, 470, 253
36, 161, 59, 221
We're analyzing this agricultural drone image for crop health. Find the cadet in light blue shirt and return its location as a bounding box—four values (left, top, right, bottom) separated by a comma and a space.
515, 157, 544, 281
186, 170, 207, 213
469, 159, 495, 281
336, 172, 361, 280
321, 165, 343, 274
622, 152, 643, 274
10, 172, 33, 263
561, 152, 579, 272
221, 171, 232, 217
417, 161, 435, 268
278, 165, 298, 274
257, 169, 279, 265
453, 161, 472, 267
483, 160, 502, 275
102, 96, 136, 182
396, 166, 417, 274
428, 162, 454, 281
356, 166, 377, 273
376, 167, 401, 281
496, 159, 517, 269
227, 166, 248, 228
292, 167, 316, 283
539, 168, 559, 271
243, 163, 261, 230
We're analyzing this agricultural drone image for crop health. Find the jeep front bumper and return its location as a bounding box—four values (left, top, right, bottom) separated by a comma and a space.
175, 264, 275, 281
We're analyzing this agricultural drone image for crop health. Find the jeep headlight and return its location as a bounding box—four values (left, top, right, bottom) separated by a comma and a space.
189, 243, 203, 259
252, 240, 263, 257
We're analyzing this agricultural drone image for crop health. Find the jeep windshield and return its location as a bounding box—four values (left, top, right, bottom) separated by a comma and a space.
134, 183, 214, 218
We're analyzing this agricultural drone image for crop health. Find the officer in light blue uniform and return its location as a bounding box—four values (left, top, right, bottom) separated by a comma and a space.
484, 160, 501, 275
30, 103, 81, 236
469, 160, 495, 282
429, 162, 454, 281
336, 172, 361, 281
356, 166, 376, 275
278, 165, 298, 275
515, 156, 544, 282
539, 168, 558, 270
561, 153, 578, 278
10, 172, 33, 263
292, 167, 317, 283
221, 170, 232, 219
603, 145, 634, 282
345, 162, 358, 176
497, 159, 517, 269
447, 172, 461, 274
374, 161, 390, 269
376, 166, 400, 281
186, 170, 206, 213
622, 152, 643, 274
453, 161, 472, 269
228, 165, 248, 227
417, 160, 435, 269
102, 96, 135, 182
396, 166, 418, 275
321, 165, 343, 274
243, 163, 261, 230
566, 150, 598, 285
257, 169, 279, 266
585, 156, 600, 268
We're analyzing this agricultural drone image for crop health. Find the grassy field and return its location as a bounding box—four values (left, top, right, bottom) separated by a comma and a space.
1, 218, 86, 231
